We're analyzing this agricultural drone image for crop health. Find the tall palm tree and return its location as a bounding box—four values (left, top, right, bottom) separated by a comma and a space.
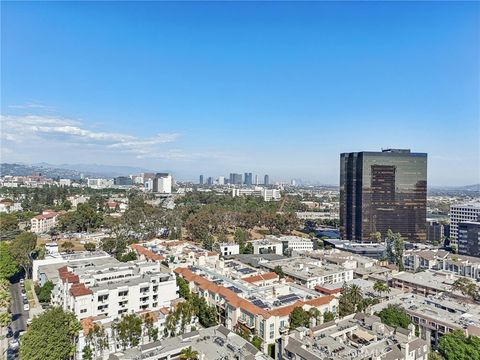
373, 280, 391, 297
180, 346, 199, 360
349, 284, 363, 312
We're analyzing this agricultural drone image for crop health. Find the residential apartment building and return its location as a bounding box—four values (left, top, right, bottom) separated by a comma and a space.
340, 149, 427, 242
282, 313, 429, 360
30, 210, 59, 233
458, 221, 480, 257
262, 257, 354, 289
174, 267, 338, 352
108, 325, 272, 360
449, 202, 480, 246
52, 261, 178, 320
372, 293, 480, 348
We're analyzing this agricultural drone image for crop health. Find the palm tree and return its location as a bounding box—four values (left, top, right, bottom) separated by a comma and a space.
373, 280, 391, 297
349, 284, 363, 312
180, 346, 199, 360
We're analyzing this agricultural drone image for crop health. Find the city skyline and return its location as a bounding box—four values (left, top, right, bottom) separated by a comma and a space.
1, 2, 479, 186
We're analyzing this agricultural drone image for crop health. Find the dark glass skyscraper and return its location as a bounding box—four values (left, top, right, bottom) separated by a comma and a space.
244, 172, 253, 186
340, 149, 427, 242
264, 174, 269, 186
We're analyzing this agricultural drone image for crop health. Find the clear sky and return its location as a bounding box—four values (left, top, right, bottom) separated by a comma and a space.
1, 1, 479, 185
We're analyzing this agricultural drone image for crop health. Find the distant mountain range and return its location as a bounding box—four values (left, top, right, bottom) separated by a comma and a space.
0, 163, 157, 179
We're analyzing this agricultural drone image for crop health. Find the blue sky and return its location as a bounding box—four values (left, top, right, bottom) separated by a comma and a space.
1, 1, 478, 185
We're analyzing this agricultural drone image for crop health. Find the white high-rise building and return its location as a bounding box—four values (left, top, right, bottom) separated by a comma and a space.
152, 173, 172, 193
218, 176, 225, 185
450, 202, 480, 246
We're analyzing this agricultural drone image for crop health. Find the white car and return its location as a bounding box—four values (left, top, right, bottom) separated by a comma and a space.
9, 339, 19, 351
23, 303, 30, 311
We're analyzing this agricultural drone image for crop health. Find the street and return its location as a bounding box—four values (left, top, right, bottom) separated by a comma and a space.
8, 275, 27, 337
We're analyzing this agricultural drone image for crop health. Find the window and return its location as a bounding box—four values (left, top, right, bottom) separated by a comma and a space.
269, 323, 274, 339
259, 321, 265, 338
80, 309, 87, 313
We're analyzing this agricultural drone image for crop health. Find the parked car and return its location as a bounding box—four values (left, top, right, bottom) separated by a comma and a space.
9, 338, 19, 351
6, 326, 14, 338
23, 303, 30, 311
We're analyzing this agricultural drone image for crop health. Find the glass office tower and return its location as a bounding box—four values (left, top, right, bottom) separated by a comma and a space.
340, 149, 427, 242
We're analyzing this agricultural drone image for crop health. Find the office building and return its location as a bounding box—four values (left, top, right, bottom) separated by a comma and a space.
152, 173, 172, 193
340, 149, 427, 242
449, 202, 480, 246
458, 221, 480, 257
230, 173, 243, 185
264, 174, 270, 186
244, 172, 253, 186
218, 176, 225, 185
199, 175, 204, 185
255, 174, 259, 185
427, 220, 444, 244
113, 176, 133, 186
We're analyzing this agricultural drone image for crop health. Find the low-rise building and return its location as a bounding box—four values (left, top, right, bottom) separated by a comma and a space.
218, 242, 240, 257
262, 257, 354, 289
30, 210, 59, 233
252, 238, 284, 255
371, 293, 480, 348
108, 325, 272, 360
0, 198, 22, 213
279, 236, 314, 254
281, 313, 429, 360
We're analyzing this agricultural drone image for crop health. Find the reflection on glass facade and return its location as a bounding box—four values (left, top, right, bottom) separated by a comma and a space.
340, 149, 427, 242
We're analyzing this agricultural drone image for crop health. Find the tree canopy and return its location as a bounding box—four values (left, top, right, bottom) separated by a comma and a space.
289, 307, 310, 329
9, 231, 37, 277
0, 242, 19, 280
377, 305, 411, 329
20, 307, 81, 360
113, 314, 142, 349
438, 330, 480, 360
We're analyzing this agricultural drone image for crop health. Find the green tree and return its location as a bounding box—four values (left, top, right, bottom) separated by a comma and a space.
83, 242, 96, 252
82, 346, 93, 360
438, 330, 480, 360
0, 213, 19, 232
373, 280, 391, 297
177, 276, 191, 300
35, 280, 55, 303
61, 241, 75, 253
289, 307, 310, 329
452, 277, 479, 301
386, 230, 405, 270
273, 265, 285, 279
251, 336, 263, 350
10, 231, 37, 278
339, 283, 363, 317
113, 314, 142, 350
180, 346, 199, 360
323, 311, 335, 322
428, 352, 444, 360
0, 242, 19, 280
119, 251, 137, 262
20, 307, 81, 360
242, 242, 254, 254
377, 305, 411, 329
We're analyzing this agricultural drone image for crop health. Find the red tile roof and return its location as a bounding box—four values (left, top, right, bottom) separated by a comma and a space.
242, 272, 278, 284
131, 244, 165, 261
69, 283, 93, 297
58, 266, 79, 284
174, 267, 336, 320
